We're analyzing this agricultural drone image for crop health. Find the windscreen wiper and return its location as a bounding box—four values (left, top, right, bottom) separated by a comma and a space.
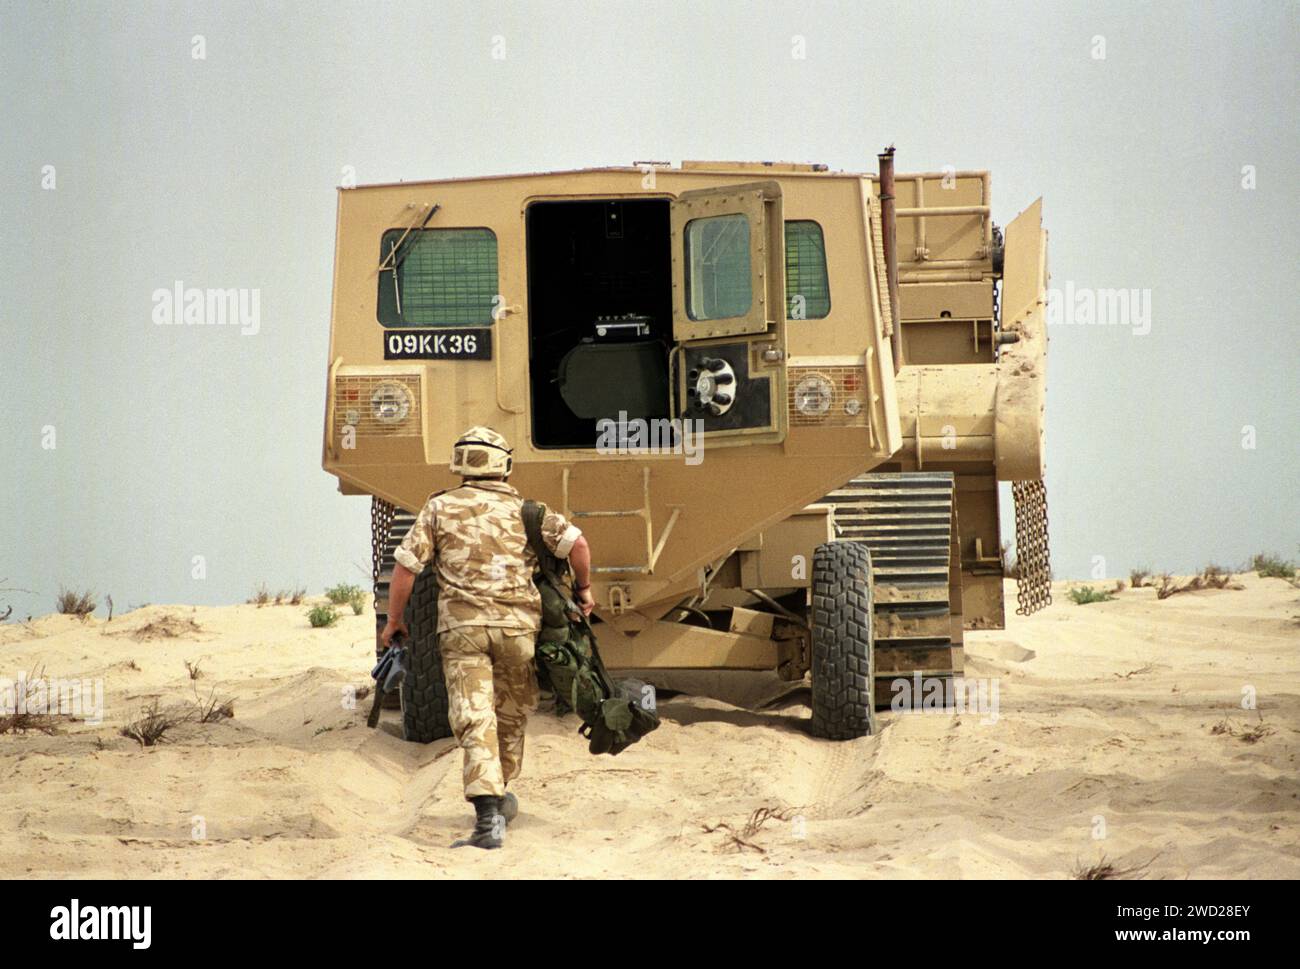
378, 203, 440, 317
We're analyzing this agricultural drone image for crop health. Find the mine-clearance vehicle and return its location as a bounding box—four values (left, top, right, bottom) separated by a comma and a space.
322, 151, 1051, 741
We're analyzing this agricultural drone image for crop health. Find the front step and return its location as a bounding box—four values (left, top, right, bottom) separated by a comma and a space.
824, 472, 964, 706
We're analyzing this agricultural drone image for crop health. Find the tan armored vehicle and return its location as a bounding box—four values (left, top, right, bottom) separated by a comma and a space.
322, 152, 1050, 742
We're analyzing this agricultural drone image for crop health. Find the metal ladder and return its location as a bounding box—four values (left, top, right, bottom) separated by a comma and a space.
561, 467, 680, 576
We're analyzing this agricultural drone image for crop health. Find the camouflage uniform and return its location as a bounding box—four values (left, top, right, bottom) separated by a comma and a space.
395, 480, 581, 799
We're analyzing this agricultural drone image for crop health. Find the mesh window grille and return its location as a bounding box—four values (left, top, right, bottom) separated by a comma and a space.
378, 228, 498, 326
785, 220, 830, 320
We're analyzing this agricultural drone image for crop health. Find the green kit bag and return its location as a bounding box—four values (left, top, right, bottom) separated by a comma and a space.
522, 500, 660, 756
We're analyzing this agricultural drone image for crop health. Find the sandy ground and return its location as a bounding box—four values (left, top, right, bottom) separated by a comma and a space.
1, 576, 1297, 879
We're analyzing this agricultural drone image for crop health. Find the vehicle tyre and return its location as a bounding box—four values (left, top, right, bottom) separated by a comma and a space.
809, 540, 878, 739
400, 568, 453, 743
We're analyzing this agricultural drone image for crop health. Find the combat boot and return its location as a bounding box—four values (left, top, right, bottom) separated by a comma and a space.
501, 791, 518, 825
451, 795, 504, 849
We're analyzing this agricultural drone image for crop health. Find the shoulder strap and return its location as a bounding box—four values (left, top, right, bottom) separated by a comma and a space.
521, 498, 545, 558
522, 500, 570, 589
525, 498, 598, 621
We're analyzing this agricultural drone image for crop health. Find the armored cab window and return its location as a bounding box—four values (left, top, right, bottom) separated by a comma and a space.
377, 228, 498, 326
684, 213, 752, 321
784, 220, 830, 320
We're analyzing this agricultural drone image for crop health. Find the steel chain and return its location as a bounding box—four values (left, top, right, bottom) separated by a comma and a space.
1012, 480, 1052, 615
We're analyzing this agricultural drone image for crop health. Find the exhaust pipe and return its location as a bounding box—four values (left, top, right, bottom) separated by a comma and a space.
878, 146, 903, 373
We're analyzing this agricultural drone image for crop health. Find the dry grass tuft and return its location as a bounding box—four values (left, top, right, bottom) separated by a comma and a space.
120, 700, 184, 747
0, 710, 67, 736
192, 684, 235, 723
702, 805, 803, 854
1211, 716, 1274, 744
1072, 853, 1153, 880
0, 666, 75, 735
56, 587, 97, 619
1156, 565, 1241, 600
249, 584, 305, 606
1196, 564, 1235, 589
1251, 553, 1296, 580
120, 682, 237, 746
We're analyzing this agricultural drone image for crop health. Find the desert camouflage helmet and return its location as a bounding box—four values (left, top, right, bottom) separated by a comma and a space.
450, 426, 513, 478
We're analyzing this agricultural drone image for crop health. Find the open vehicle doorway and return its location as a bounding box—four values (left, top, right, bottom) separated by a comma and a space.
525, 198, 674, 449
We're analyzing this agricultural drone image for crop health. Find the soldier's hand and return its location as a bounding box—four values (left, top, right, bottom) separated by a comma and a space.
576, 586, 595, 617
381, 619, 409, 649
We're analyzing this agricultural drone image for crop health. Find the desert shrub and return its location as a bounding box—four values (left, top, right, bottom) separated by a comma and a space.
325, 583, 364, 605
0, 665, 72, 735
248, 584, 271, 607
120, 701, 183, 747
1252, 553, 1296, 580
348, 590, 368, 616
1129, 568, 1152, 588
1196, 564, 1233, 589
307, 604, 340, 628
1067, 586, 1114, 605
1158, 565, 1239, 599
56, 587, 96, 618
192, 686, 235, 723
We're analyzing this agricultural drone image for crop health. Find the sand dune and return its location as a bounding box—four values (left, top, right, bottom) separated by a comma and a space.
2, 576, 1297, 879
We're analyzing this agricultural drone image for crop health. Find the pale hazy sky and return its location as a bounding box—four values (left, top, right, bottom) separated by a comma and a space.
2, 0, 1297, 617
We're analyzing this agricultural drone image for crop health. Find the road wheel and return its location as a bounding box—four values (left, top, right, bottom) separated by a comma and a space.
400, 568, 452, 743
809, 540, 878, 739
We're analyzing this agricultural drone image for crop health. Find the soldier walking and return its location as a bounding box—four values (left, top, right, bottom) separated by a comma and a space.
381, 426, 594, 850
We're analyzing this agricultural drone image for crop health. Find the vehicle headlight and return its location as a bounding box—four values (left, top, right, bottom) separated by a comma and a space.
793, 373, 833, 417
370, 381, 414, 425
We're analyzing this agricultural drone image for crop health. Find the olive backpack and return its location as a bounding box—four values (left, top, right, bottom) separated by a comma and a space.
521, 500, 659, 755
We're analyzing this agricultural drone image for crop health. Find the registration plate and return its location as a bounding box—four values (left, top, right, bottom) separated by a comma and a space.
383, 328, 491, 360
